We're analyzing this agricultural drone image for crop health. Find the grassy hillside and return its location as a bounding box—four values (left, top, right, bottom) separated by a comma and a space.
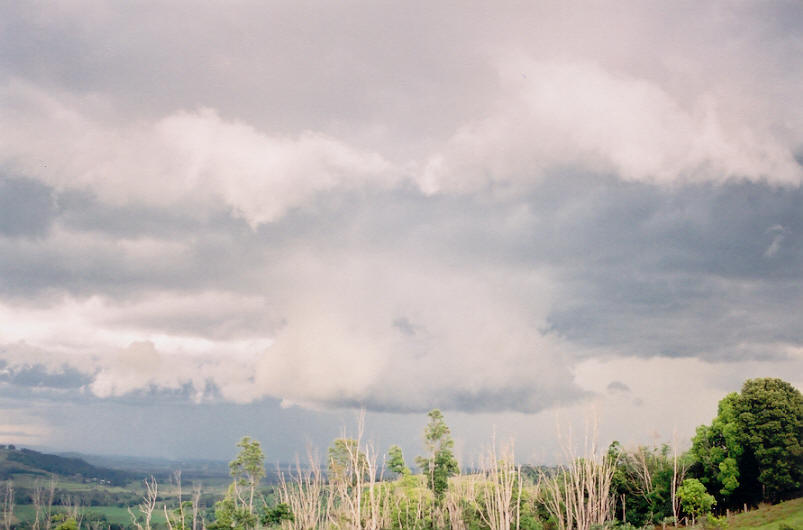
727, 497, 803, 529
0, 447, 136, 486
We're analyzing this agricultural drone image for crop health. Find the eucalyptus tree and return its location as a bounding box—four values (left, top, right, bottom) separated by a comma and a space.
229, 436, 266, 516
415, 409, 459, 499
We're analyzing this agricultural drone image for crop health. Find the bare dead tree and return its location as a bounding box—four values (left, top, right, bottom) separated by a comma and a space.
636, 448, 652, 495
475, 435, 522, 530
32, 478, 56, 530
32, 483, 43, 530
613, 444, 653, 525
669, 429, 689, 528
1, 480, 14, 530
361, 438, 390, 530
191, 481, 201, 530
128, 476, 159, 530
324, 410, 393, 530
328, 411, 367, 529
391, 485, 428, 530
88, 520, 110, 530
164, 470, 186, 530
444, 475, 475, 530
329, 446, 361, 527
61, 494, 84, 530
277, 449, 330, 530
540, 416, 616, 530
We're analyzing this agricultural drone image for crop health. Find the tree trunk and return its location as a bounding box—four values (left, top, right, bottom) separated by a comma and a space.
622, 494, 626, 523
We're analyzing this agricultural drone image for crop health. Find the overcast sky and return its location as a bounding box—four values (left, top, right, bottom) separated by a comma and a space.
1, 1, 802, 464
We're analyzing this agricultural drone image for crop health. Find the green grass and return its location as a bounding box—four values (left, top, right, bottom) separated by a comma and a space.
13, 504, 169, 526
83, 506, 169, 526
727, 497, 803, 529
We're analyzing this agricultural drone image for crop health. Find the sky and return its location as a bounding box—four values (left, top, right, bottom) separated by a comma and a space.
0, 1, 802, 464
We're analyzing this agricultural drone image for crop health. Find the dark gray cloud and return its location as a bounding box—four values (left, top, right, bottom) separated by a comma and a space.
392, 317, 417, 337
0, 363, 91, 389
541, 178, 803, 361
2, 174, 803, 359
607, 381, 631, 394
0, 176, 56, 237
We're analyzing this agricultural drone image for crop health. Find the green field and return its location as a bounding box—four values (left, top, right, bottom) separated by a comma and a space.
13, 504, 169, 527
7, 474, 137, 493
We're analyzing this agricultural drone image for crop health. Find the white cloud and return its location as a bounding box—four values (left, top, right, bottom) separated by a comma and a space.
764, 224, 789, 258
0, 250, 585, 412
417, 59, 802, 195
249, 250, 583, 412
87, 341, 259, 402
0, 291, 271, 403
0, 80, 396, 227
4, 54, 800, 233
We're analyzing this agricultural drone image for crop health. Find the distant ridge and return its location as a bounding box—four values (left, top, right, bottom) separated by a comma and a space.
0, 445, 136, 486
68, 452, 232, 478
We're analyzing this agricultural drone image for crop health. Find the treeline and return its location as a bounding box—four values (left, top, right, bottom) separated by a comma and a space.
203, 378, 801, 529
0, 377, 800, 529
606, 378, 802, 527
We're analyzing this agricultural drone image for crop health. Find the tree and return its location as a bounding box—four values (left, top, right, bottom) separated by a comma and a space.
734, 378, 802, 502
53, 519, 78, 530
415, 409, 459, 499
676, 478, 715, 526
691, 378, 802, 505
1, 480, 13, 530
387, 445, 409, 476
328, 437, 367, 485
229, 436, 266, 515
276, 449, 329, 530
540, 420, 616, 530
128, 476, 159, 530
32, 478, 56, 530
164, 471, 194, 530
607, 442, 685, 527
325, 412, 388, 529
475, 436, 521, 530
691, 392, 744, 502
208, 483, 256, 530
261, 503, 294, 526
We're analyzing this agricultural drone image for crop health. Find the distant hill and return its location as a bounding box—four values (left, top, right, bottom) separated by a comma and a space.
0, 446, 136, 486
65, 452, 232, 479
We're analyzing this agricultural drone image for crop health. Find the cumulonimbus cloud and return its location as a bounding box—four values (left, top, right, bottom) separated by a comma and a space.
0, 251, 587, 413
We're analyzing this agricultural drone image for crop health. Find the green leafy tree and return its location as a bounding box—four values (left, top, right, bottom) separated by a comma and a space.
261, 503, 294, 527
387, 445, 409, 476
606, 442, 689, 526
415, 409, 459, 499
229, 436, 266, 516
691, 392, 743, 499
734, 378, 803, 502
676, 478, 715, 525
53, 519, 78, 530
692, 378, 802, 505
208, 483, 257, 530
